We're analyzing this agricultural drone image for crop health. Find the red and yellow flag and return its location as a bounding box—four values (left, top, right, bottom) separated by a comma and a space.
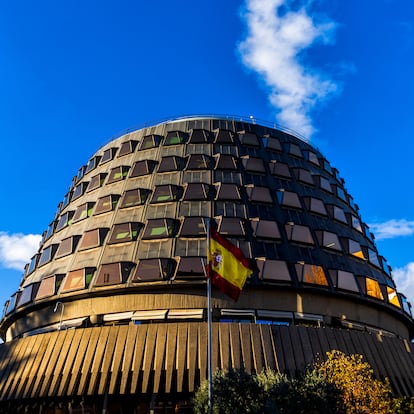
208, 224, 253, 301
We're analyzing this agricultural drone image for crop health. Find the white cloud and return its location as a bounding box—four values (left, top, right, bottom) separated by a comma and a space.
368, 219, 414, 240
0, 232, 42, 271
238, 0, 340, 138
393, 262, 414, 306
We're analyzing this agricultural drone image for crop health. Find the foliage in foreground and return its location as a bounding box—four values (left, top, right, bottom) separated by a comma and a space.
193, 350, 413, 414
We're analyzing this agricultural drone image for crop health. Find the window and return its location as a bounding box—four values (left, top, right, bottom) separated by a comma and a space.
85, 156, 101, 174
304, 197, 327, 216
107, 222, 142, 244
107, 166, 130, 184
17, 284, 37, 307
164, 131, 187, 145
214, 202, 246, 218
365, 277, 384, 300
186, 154, 212, 170
78, 228, 108, 251
285, 223, 314, 245
246, 185, 273, 204
214, 154, 238, 170
38, 245, 59, 266
330, 269, 359, 292
55, 211, 75, 232
293, 168, 314, 185
256, 259, 291, 282
132, 258, 176, 282
277, 190, 301, 209
269, 161, 291, 178
130, 160, 157, 177
26, 254, 40, 276
322, 159, 333, 174
55, 236, 80, 258
347, 239, 366, 259
175, 257, 205, 279
72, 202, 95, 223
95, 262, 135, 286
36, 274, 64, 300
158, 156, 183, 173
142, 219, 177, 239
93, 195, 120, 215
331, 205, 347, 223
296, 263, 329, 286
86, 173, 107, 192
401, 296, 411, 315
140, 134, 162, 150
44, 222, 56, 241
151, 185, 182, 203
241, 156, 266, 174
189, 129, 210, 143
215, 183, 240, 200
251, 219, 281, 239
118, 140, 138, 157
239, 132, 259, 146
318, 176, 333, 193
218, 217, 245, 236
214, 129, 234, 143
61, 268, 95, 293
183, 183, 210, 201
387, 287, 401, 308
304, 151, 320, 166
286, 143, 302, 158
75, 166, 86, 183
120, 188, 150, 208
368, 248, 381, 267
263, 136, 282, 152
350, 215, 363, 232
72, 182, 88, 201
315, 231, 342, 251
180, 217, 207, 237
99, 147, 117, 164
60, 191, 72, 210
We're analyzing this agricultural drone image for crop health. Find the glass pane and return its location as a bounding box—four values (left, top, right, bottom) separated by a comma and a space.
100, 148, 117, 164
184, 183, 209, 200
94, 195, 119, 215
38, 246, 56, 266
175, 257, 205, 279
61, 269, 86, 292
17, 285, 34, 307
297, 264, 328, 286
296, 169, 314, 185
87, 173, 106, 192
151, 185, 180, 203
368, 248, 381, 267
351, 215, 363, 232
257, 260, 291, 282
239, 132, 259, 146
247, 186, 273, 204
309, 198, 327, 215
219, 217, 245, 236
180, 217, 207, 237
73, 202, 94, 223
366, 278, 384, 300
269, 161, 291, 178
215, 183, 240, 200
107, 166, 129, 183
242, 157, 266, 173
79, 228, 106, 250
164, 131, 186, 145
158, 156, 182, 173
36, 276, 56, 299
320, 177, 332, 192
349, 240, 365, 259
55, 237, 76, 258
56, 211, 74, 231
190, 129, 209, 143
215, 154, 237, 170
333, 206, 347, 223
387, 287, 401, 307
108, 223, 141, 244
143, 219, 175, 239
214, 129, 234, 143
140, 134, 161, 149
286, 224, 314, 244
287, 143, 302, 157
72, 183, 88, 200
187, 154, 211, 170
251, 220, 281, 239
120, 189, 149, 208
85, 156, 101, 174
95, 262, 134, 286
278, 191, 301, 208
322, 232, 342, 251
264, 136, 282, 152
118, 140, 137, 156
133, 258, 176, 281
336, 270, 359, 292
130, 160, 156, 177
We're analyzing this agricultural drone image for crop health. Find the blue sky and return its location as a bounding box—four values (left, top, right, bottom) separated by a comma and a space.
0, 0, 414, 309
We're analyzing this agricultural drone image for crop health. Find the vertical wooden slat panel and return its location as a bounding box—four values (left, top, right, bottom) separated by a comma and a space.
119, 325, 139, 394
316, 327, 331, 357
260, 325, 278, 371
306, 327, 324, 362
85, 327, 111, 395
278, 326, 296, 376
10, 335, 42, 399
48, 329, 77, 396
66, 328, 93, 396
240, 324, 252, 372
130, 324, 148, 394
324, 328, 339, 351
55, 329, 85, 397
0, 337, 29, 399
331, 327, 349, 353
165, 323, 177, 393
97, 325, 120, 395
198, 323, 208, 383
187, 323, 198, 393
76, 327, 101, 395
30, 331, 60, 397
108, 325, 129, 395
218, 323, 230, 371
176, 324, 187, 393
296, 326, 315, 367
250, 325, 265, 373
153, 324, 167, 394
388, 337, 414, 394
229, 323, 242, 369
38, 331, 70, 398
141, 324, 157, 393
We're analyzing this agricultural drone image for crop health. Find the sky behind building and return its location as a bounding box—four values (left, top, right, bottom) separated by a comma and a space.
1, 0, 414, 308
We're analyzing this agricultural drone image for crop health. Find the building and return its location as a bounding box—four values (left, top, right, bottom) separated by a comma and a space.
0, 115, 413, 413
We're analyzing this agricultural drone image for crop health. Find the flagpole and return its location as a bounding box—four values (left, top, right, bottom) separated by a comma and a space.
206, 217, 213, 414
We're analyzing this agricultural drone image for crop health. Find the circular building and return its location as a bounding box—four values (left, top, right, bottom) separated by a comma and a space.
0, 116, 413, 412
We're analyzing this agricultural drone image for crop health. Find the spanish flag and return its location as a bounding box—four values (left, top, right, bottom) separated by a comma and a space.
208, 224, 254, 301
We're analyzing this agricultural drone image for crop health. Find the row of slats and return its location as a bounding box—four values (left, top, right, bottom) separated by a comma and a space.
0, 323, 413, 400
